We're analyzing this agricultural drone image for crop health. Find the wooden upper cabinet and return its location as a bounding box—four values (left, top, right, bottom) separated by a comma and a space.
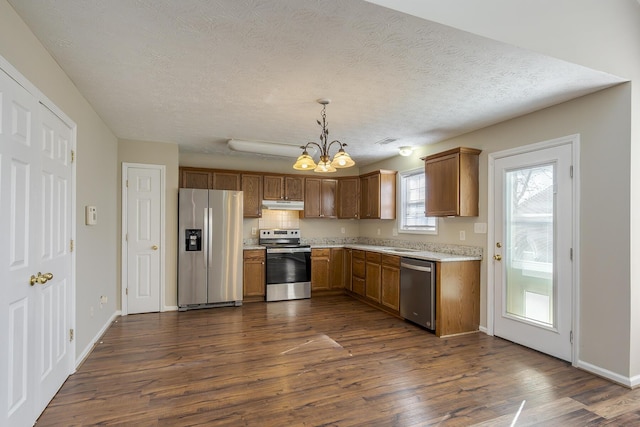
424, 147, 481, 217
263, 175, 304, 201
359, 170, 396, 219
212, 171, 240, 190
338, 177, 359, 219
242, 174, 263, 218
180, 168, 211, 189
304, 178, 337, 218
180, 168, 240, 191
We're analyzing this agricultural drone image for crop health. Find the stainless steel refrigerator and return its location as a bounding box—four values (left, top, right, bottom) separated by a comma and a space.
178, 189, 243, 310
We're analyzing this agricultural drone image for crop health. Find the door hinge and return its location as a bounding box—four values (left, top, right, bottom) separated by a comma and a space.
125, 233, 128, 242
570, 330, 573, 344
570, 248, 573, 260
126, 288, 128, 296
69, 328, 74, 342
70, 239, 74, 252
71, 150, 75, 163
126, 179, 129, 188
570, 165, 573, 178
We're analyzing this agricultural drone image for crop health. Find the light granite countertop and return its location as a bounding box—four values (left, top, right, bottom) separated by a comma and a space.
243, 243, 481, 262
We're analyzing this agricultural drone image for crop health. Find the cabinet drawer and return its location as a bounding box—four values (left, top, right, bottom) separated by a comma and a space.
366, 252, 381, 263
352, 258, 365, 278
243, 249, 265, 261
352, 250, 365, 260
311, 248, 330, 257
381, 254, 400, 267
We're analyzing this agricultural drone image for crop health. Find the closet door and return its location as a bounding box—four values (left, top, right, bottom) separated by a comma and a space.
0, 68, 74, 427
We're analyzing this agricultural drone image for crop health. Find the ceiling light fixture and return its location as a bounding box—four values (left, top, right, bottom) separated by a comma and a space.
293, 99, 355, 173
398, 146, 414, 156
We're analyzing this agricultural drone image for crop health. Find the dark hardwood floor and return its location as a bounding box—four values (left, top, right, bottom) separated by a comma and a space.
38, 296, 639, 426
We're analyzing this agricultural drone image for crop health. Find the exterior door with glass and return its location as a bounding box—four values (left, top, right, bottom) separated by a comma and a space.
493, 142, 574, 362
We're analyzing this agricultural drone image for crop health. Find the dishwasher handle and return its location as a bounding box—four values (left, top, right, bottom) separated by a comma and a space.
400, 262, 432, 273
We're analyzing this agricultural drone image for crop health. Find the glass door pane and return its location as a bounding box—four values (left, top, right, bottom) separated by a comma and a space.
505, 164, 555, 327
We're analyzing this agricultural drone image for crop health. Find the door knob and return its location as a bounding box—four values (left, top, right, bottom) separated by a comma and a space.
30, 272, 52, 286
493, 254, 502, 261
152, 245, 158, 250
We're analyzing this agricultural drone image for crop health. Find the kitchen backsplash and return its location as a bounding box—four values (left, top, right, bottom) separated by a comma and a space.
258, 210, 299, 230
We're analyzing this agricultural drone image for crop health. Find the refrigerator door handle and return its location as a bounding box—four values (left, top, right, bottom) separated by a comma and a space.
208, 207, 214, 265
203, 207, 208, 268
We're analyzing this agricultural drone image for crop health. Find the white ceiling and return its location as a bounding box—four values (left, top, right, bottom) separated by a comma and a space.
8, 0, 625, 166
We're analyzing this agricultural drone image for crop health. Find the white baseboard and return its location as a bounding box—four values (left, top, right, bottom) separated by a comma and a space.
75, 310, 122, 369
576, 359, 635, 388
479, 325, 489, 334
164, 305, 178, 312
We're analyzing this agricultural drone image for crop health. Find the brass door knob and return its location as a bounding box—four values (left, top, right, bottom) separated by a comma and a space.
30, 272, 52, 286
152, 245, 158, 250
494, 254, 502, 261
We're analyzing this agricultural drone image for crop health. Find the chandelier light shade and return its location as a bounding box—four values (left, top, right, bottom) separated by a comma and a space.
293, 99, 355, 173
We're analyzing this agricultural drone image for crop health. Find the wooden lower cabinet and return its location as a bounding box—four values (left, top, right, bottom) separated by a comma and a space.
365, 252, 381, 302
351, 250, 366, 296
381, 254, 400, 312
343, 248, 352, 291
436, 260, 481, 337
243, 250, 265, 301
311, 248, 331, 292
330, 248, 344, 289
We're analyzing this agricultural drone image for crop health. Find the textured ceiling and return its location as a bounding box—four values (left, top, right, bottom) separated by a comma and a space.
8, 0, 624, 166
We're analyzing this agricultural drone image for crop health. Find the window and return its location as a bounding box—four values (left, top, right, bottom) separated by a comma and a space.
399, 168, 437, 234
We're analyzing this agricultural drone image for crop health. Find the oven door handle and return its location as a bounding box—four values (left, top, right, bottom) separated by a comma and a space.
266, 248, 311, 254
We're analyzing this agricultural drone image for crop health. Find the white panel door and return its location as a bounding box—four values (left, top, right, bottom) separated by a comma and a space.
0, 67, 74, 426
493, 143, 573, 362
125, 166, 162, 314
36, 104, 73, 412
0, 67, 40, 427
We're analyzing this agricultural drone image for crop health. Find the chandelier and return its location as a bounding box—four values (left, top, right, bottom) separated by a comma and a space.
293, 99, 355, 173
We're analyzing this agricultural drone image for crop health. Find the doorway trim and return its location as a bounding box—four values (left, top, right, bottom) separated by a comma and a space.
487, 134, 581, 364
121, 162, 166, 315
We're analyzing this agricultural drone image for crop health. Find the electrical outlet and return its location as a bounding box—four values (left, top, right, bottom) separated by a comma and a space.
90, 306, 94, 318
251, 227, 258, 236
474, 222, 487, 234
392, 228, 398, 236
340, 227, 345, 234
100, 295, 108, 305
377, 228, 381, 235
459, 230, 466, 241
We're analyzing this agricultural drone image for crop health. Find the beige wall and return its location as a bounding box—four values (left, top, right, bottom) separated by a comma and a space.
366, 84, 632, 380
0, 0, 119, 359
118, 139, 180, 309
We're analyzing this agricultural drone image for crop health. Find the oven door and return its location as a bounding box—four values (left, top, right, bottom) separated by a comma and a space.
265, 248, 311, 285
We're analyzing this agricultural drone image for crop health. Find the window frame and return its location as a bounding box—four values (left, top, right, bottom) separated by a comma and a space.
398, 168, 438, 235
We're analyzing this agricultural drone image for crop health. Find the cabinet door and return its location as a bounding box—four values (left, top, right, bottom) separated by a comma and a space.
365, 252, 381, 302
263, 175, 284, 200
425, 153, 459, 216
381, 255, 400, 311
338, 177, 359, 219
352, 250, 366, 296
285, 176, 304, 201
330, 248, 344, 289
242, 174, 263, 218
304, 178, 322, 218
343, 248, 352, 291
243, 250, 265, 298
311, 249, 331, 291
366, 174, 381, 219
321, 179, 337, 218
359, 176, 370, 218
212, 172, 240, 190
180, 169, 211, 189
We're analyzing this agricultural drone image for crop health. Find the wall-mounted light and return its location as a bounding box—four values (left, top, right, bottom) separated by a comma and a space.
398, 146, 414, 156
228, 139, 317, 158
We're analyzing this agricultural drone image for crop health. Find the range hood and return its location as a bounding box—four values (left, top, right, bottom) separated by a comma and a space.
261, 200, 305, 211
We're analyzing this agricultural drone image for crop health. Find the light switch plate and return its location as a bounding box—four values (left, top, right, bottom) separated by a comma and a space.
474, 222, 487, 234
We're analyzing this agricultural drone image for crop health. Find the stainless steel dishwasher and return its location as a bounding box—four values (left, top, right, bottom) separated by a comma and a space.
400, 257, 435, 331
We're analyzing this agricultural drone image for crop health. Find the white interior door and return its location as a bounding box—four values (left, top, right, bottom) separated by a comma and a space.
37, 104, 74, 411
124, 164, 163, 314
0, 67, 74, 426
493, 143, 574, 362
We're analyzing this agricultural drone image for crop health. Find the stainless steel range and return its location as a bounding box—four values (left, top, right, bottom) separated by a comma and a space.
259, 229, 311, 302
